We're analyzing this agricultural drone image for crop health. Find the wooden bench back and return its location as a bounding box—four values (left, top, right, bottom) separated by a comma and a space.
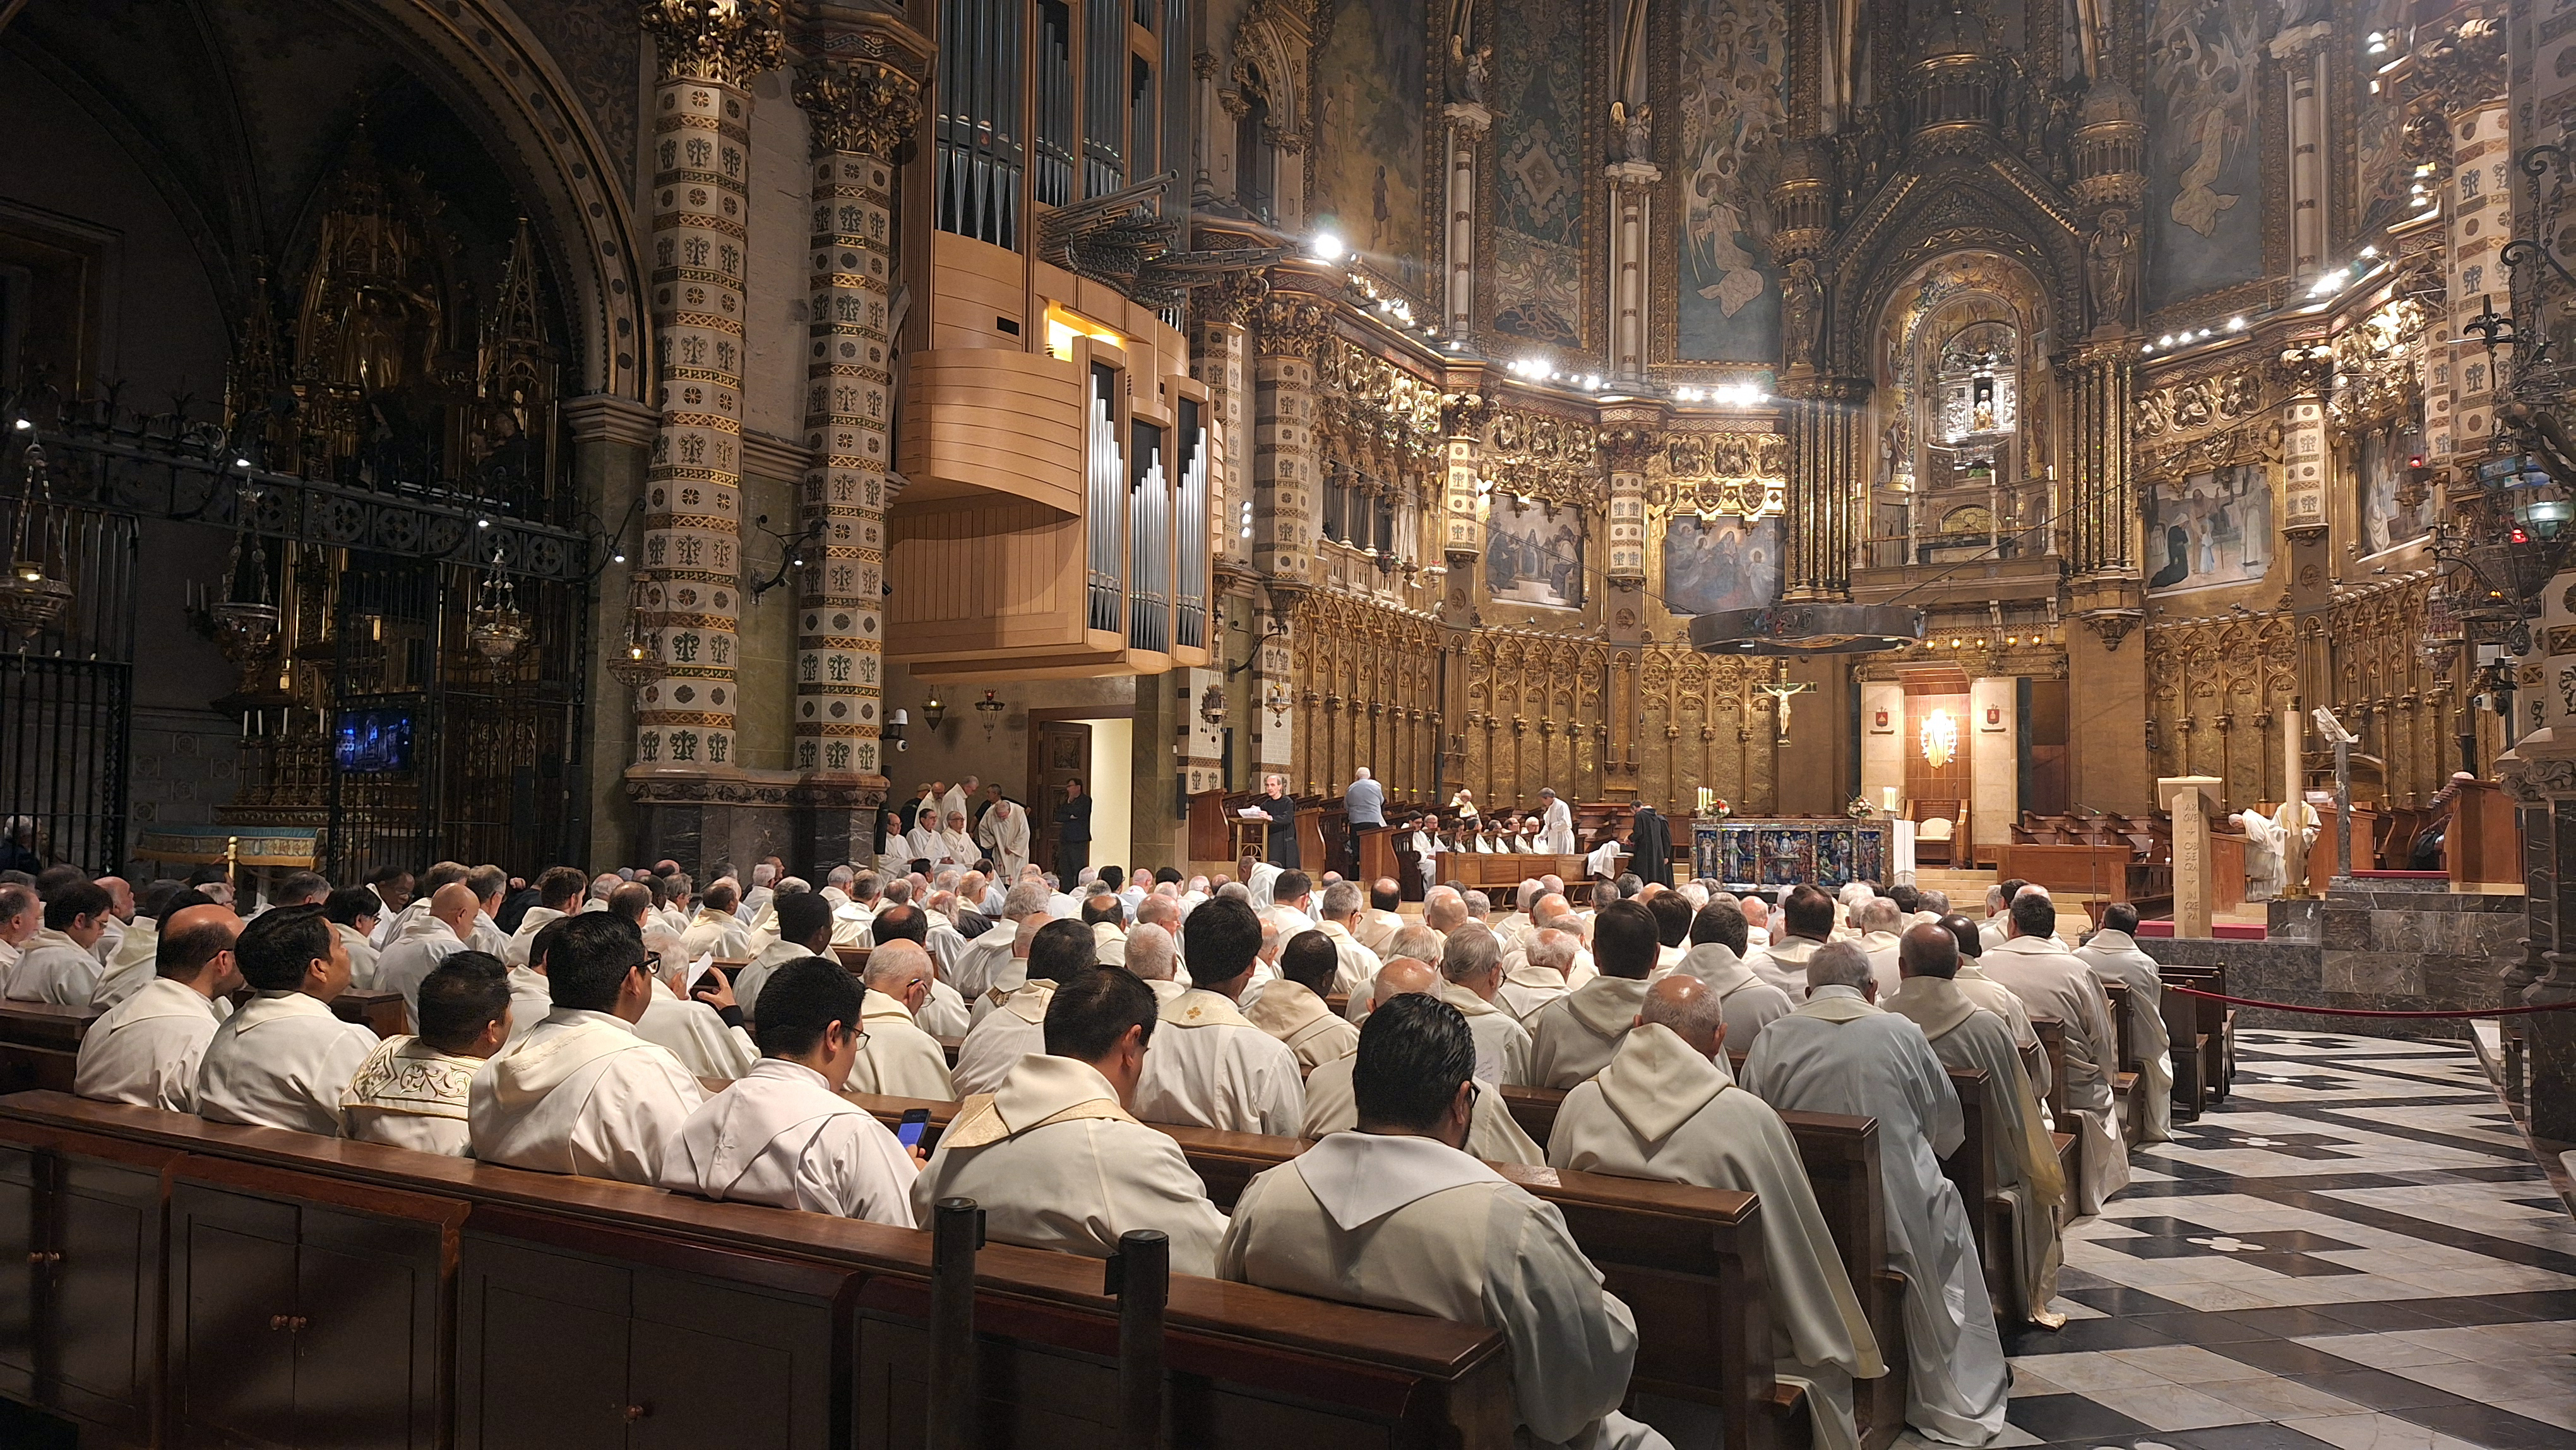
0, 1091, 1515, 1450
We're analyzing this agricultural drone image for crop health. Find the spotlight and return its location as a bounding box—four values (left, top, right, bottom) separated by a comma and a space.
1311, 232, 1345, 262
2227, 316, 2247, 330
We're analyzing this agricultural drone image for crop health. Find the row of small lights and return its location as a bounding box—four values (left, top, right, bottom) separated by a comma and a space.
1311, 234, 1431, 340
2138, 244, 2392, 358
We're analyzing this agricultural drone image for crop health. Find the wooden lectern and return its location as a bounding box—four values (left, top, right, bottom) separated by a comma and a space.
2159, 776, 2223, 939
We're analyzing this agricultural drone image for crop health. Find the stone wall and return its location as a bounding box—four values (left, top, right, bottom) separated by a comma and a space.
2136, 878, 2526, 1041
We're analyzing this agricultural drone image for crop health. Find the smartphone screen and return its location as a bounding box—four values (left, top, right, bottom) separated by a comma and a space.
897, 1109, 931, 1149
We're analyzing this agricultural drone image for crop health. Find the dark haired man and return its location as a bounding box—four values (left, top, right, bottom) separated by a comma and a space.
1745, 883, 1837, 999
912, 966, 1226, 1274
75, 902, 242, 1110
506, 866, 590, 967
4, 879, 114, 1004
1133, 896, 1303, 1135
320, 885, 384, 992
1244, 929, 1360, 1072
1220, 993, 1666, 1450
196, 904, 377, 1135
1526, 899, 1661, 1089
469, 911, 706, 1184
340, 952, 514, 1156
662, 956, 920, 1225
950, 918, 1095, 1096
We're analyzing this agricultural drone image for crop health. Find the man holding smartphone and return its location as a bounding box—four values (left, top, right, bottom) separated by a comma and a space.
660, 957, 921, 1226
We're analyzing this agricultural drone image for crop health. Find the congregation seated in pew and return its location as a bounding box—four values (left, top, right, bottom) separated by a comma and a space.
1742, 941, 2011, 1446
845, 939, 958, 1099
1134, 895, 1306, 1135
339, 952, 515, 1156
72, 901, 242, 1111
1302, 957, 1546, 1165
196, 904, 381, 1137
1548, 973, 1885, 1450
1222, 991, 1674, 1450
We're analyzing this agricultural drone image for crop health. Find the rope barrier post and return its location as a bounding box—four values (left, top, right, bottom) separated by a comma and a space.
1104, 1229, 1170, 1450
928, 1196, 985, 1450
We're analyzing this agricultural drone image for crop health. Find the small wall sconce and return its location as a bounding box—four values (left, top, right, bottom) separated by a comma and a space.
922, 694, 947, 729
886, 708, 910, 752
1198, 683, 1228, 729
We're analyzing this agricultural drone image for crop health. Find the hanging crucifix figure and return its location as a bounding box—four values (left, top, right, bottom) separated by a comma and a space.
1757, 669, 1813, 746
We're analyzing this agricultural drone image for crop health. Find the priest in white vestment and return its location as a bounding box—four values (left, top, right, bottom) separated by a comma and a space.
374, 882, 484, 1033
847, 942, 958, 1100
1498, 927, 1577, 1024
1244, 929, 1360, 1071
633, 957, 759, 1080
98, 890, 159, 990
4, 881, 114, 1005
1667, 900, 1796, 1049
342, 953, 515, 1156
869, 906, 972, 1036
504, 868, 588, 968
196, 905, 381, 1137
1133, 896, 1304, 1135
938, 811, 981, 872
1311, 881, 1383, 993
912, 965, 1229, 1274
977, 798, 1032, 881
1535, 787, 1578, 854
1302, 957, 1543, 1163
951, 919, 1094, 1096
1936, 916, 2050, 1101
1355, 880, 1406, 956
1435, 925, 1534, 1086
1527, 901, 1661, 1089
469, 913, 708, 1185
681, 881, 754, 961
92, 887, 192, 1009
951, 881, 1052, 1001
736, 892, 840, 1024
1741, 943, 2009, 1446
1222, 992, 1670, 1450
1882, 925, 2068, 1329
1977, 892, 2130, 1213
1852, 897, 1907, 998
1120, 921, 1192, 1005
75, 904, 240, 1111
1743, 890, 1830, 1000
1550, 974, 1886, 1450
2074, 904, 2174, 1144
663, 956, 921, 1225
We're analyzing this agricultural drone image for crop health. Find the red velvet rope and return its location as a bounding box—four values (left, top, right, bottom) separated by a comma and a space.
2162, 981, 2576, 1019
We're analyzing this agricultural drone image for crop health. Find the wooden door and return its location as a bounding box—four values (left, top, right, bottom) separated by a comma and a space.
0, 1146, 36, 1387
455, 1235, 633, 1450
46, 1153, 165, 1439
170, 1186, 302, 1449
294, 1205, 444, 1450
626, 1272, 835, 1450
1034, 720, 1091, 875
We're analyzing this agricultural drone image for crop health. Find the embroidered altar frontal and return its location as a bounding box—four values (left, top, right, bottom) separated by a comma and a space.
1693, 817, 1893, 892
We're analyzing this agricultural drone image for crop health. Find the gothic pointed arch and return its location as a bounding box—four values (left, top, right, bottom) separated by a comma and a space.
1822, 153, 2084, 375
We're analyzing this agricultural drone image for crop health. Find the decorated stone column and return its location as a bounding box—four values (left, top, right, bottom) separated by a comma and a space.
633, 1, 780, 783
1253, 279, 1330, 782
1443, 102, 1493, 344
1606, 163, 1659, 385
1185, 272, 1265, 797
1597, 416, 1659, 800
789, 54, 919, 865
1436, 385, 1493, 802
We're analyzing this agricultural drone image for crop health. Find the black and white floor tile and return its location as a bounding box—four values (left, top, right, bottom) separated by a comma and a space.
1897, 1033, 2576, 1450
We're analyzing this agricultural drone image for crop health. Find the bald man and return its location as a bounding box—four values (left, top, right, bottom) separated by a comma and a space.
75, 904, 243, 1111
375, 882, 481, 1033
1298, 957, 1543, 1164
1549, 974, 1885, 1450
847, 940, 957, 1100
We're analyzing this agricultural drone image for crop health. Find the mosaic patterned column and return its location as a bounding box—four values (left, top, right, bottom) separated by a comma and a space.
790, 59, 918, 789
635, 1, 780, 773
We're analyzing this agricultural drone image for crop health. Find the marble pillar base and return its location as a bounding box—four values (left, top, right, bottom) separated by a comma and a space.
625, 768, 801, 878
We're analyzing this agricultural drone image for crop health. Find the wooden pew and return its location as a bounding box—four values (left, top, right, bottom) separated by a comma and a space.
2029, 1017, 2081, 1195
2099, 981, 2145, 1143
0, 1002, 94, 1094
0, 1090, 1519, 1450
2157, 962, 2232, 1103
845, 1093, 1808, 1450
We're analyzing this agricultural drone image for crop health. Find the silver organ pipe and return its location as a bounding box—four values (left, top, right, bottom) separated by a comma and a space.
1087, 363, 1126, 635
1175, 399, 1206, 651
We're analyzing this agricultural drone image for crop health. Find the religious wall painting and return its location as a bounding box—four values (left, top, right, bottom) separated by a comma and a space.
2144, 0, 2266, 311
1486, 495, 1584, 608
1672, 0, 1787, 362
1662, 515, 1781, 614
2145, 464, 2274, 594
2360, 427, 2430, 555
1312, 0, 1427, 301
1488, 0, 1590, 347
2352, 0, 2412, 236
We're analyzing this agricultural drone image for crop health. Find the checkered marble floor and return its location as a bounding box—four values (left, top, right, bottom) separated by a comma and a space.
1897, 1032, 2576, 1450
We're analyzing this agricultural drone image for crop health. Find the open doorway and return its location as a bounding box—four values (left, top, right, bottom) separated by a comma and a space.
1027, 709, 1133, 880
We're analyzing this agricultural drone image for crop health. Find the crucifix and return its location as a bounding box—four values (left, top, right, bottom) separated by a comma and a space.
1756, 669, 1813, 746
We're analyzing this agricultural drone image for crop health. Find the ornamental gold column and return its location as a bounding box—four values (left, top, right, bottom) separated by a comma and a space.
1768, 141, 1857, 603
634, 1, 780, 792
1253, 275, 1330, 789
790, 56, 919, 866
